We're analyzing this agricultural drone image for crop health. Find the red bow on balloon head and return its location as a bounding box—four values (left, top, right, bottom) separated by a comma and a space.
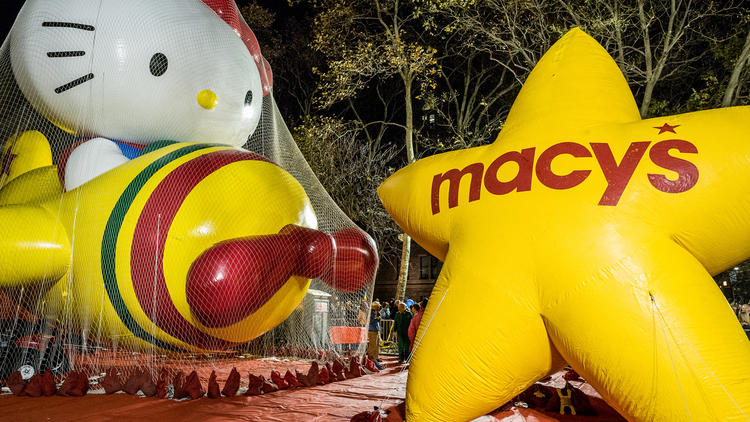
200, 0, 273, 96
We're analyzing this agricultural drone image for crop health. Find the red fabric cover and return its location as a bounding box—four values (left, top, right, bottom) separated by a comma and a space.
545, 382, 597, 416
141, 372, 157, 397
296, 361, 319, 387
570, 385, 597, 416
0, 357, 419, 421
307, 361, 320, 385
347, 357, 365, 379
221, 367, 241, 397
326, 363, 338, 382
489, 408, 562, 421
100, 367, 122, 394
207, 371, 220, 398
270, 370, 289, 390
245, 373, 263, 396
123, 370, 142, 395
284, 369, 302, 388
546, 386, 564, 413
563, 368, 582, 381
350, 409, 385, 422
318, 366, 330, 385
58, 371, 89, 396
41, 369, 56, 396
332, 359, 346, 380
0, 360, 625, 421
350, 411, 371, 422
156, 368, 169, 398
7, 371, 26, 396
23, 373, 42, 397
172, 371, 188, 400
184, 370, 205, 399
294, 370, 309, 387
74, 372, 90, 396
385, 402, 406, 421
260, 375, 278, 394
365, 358, 380, 373
518, 384, 553, 409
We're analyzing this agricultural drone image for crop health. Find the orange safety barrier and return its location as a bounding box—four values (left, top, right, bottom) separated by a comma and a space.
329, 326, 367, 344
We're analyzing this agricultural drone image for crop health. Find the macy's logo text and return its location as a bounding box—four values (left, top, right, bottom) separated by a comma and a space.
431, 140, 698, 214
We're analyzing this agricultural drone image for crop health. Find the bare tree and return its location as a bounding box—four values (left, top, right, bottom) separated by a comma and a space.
299, 0, 438, 300
293, 116, 401, 263
425, 0, 732, 117
723, 27, 750, 107
567, 0, 733, 116
423, 51, 516, 150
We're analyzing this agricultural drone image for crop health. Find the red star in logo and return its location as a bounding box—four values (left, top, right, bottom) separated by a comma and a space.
654, 123, 679, 134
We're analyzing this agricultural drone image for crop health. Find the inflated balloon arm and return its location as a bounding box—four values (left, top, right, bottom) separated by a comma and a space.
0, 204, 70, 288
0, 131, 67, 287
186, 224, 377, 328
0, 131, 55, 190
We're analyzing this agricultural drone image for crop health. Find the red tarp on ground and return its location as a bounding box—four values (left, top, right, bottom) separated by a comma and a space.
479, 372, 626, 422
381, 370, 625, 422
0, 357, 407, 422
0, 356, 625, 422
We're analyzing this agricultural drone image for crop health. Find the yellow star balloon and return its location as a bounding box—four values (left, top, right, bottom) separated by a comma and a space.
378, 28, 750, 421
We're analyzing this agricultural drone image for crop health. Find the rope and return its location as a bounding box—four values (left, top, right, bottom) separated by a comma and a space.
378, 287, 449, 409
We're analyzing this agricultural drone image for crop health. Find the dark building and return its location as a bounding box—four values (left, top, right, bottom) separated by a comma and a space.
372, 243, 442, 302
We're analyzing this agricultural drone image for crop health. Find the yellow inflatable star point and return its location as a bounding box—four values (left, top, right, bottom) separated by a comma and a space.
378, 27, 750, 421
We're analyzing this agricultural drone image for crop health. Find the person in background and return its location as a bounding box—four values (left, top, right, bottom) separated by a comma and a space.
387, 300, 401, 343
368, 301, 382, 361
740, 304, 750, 327
394, 302, 413, 363
380, 301, 391, 320
357, 300, 368, 326
408, 302, 423, 352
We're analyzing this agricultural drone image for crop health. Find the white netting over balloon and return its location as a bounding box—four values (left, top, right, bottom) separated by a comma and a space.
0, 0, 377, 389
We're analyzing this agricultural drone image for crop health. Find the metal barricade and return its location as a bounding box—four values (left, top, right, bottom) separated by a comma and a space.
379, 319, 395, 353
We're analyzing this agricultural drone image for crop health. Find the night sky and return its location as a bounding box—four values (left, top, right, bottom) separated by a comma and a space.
0, 0, 25, 40
0, 1, 296, 42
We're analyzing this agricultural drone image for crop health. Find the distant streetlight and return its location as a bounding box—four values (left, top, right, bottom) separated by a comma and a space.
724, 281, 729, 287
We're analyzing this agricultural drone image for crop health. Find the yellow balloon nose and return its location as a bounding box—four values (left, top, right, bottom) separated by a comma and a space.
197, 90, 218, 110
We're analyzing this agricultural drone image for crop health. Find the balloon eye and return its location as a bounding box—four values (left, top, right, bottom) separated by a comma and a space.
244, 90, 253, 106
150, 53, 168, 77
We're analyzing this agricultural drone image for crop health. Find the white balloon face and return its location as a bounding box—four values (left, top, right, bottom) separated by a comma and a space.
10, 0, 263, 146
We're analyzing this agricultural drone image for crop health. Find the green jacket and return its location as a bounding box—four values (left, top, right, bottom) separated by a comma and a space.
394, 310, 413, 337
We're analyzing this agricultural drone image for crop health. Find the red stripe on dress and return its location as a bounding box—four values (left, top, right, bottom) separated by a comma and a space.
130, 149, 271, 350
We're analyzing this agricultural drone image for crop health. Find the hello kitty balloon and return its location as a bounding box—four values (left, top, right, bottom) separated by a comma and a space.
10, 0, 268, 189
0, 0, 378, 362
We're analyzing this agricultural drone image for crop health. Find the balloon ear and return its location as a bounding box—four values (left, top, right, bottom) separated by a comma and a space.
200, 0, 241, 31
200, 0, 273, 95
